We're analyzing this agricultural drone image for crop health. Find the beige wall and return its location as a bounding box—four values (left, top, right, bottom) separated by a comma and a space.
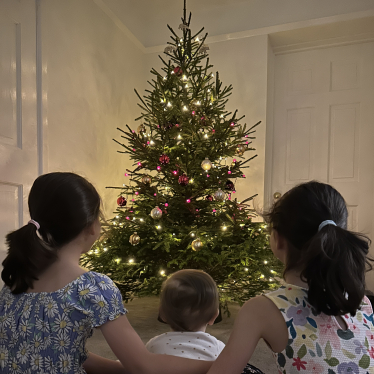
41, 0, 144, 216
144, 35, 270, 215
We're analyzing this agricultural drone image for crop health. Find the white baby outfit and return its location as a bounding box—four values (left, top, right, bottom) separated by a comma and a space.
146, 331, 225, 360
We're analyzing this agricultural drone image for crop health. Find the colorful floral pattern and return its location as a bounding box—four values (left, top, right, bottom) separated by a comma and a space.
0, 271, 127, 373
265, 285, 374, 374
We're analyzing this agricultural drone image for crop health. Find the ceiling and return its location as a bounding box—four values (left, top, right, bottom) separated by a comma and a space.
101, 0, 374, 48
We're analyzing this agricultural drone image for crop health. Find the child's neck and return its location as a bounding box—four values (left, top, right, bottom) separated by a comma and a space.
171, 326, 207, 333
284, 269, 308, 289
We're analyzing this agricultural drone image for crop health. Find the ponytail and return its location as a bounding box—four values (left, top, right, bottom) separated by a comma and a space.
301, 225, 371, 316
265, 181, 373, 317
2, 223, 58, 294
1, 172, 101, 294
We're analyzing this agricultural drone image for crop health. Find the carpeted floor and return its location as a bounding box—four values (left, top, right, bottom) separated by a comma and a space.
86, 296, 278, 373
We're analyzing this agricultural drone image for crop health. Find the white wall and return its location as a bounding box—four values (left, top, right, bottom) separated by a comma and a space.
144, 34, 270, 214
41, 0, 144, 216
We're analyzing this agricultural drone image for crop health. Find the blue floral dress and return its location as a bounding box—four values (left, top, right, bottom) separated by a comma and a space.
0, 271, 127, 373
265, 285, 374, 374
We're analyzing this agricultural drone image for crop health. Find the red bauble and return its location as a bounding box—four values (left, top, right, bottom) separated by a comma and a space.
178, 174, 189, 186
117, 196, 127, 207
159, 154, 170, 165
225, 180, 235, 191
173, 66, 183, 76
205, 195, 213, 201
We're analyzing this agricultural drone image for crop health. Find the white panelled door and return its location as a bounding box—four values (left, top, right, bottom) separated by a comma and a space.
0, 1, 38, 267
271, 42, 374, 288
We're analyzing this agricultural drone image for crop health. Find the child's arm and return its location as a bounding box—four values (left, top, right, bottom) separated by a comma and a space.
100, 314, 213, 374
83, 352, 128, 374
206, 296, 288, 374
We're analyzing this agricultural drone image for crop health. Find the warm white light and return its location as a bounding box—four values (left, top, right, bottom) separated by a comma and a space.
195, 37, 200, 42
270, 270, 275, 273
183, 106, 188, 111
222, 226, 227, 231
115, 258, 121, 263
88, 250, 93, 255
177, 135, 182, 139
103, 248, 108, 252
167, 102, 172, 107
244, 268, 248, 271
264, 260, 268, 264
182, 75, 187, 81
191, 233, 195, 237
204, 134, 208, 138
150, 140, 154, 145
163, 76, 167, 80
116, 215, 119, 219
128, 259, 134, 264
260, 274, 264, 278
196, 101, 201, 106
160, 270, 165, 276
189, 178, 194, 183
156, 225, 162, 230
140, 218, 144, 222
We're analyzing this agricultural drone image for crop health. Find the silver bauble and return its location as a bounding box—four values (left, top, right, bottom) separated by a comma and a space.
214, 188, 226, 201
150, 206, 162, 219
129, 232, 140, 246
201, 157, 212, 171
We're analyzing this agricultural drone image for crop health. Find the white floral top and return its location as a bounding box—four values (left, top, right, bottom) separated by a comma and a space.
265, 285, 374, 374
0, 271, 127, 374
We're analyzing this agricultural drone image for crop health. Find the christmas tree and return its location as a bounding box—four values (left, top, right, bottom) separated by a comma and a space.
83, 1, 283, 313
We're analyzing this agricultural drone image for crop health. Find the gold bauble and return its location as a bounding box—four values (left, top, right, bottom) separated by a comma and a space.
142, 175, 152, 184
191, 238, 203, 251
150, 206, 162, 219
137, 124, 146, 134
236, 144, 246, 156
214, 188, 225, 201
129, 232, 140, 246
201, 157, 212, 171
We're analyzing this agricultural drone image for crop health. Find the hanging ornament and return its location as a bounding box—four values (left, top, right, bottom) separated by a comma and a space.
129, 232, 140, 246
159, 154, 170, 165
178, 23, 190, 31
141, 175, 152, 184
236, 144, 246, 156
205, 195, 213, 202
150, 206, 162, 219
191, 238, 203, 251
162, 122, 174, 131
137, 124, 146, 134
117, 196, 127, 207
178, 174, 189, 186
201, 157, 212, 171
198, 44, 210, 55
164, 45, 176, 54
214, 188, 226, 201
225, 180, 235, 191
173, 66, 183, 76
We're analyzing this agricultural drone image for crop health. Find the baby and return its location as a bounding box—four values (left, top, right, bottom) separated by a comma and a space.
146, 269, 225, 360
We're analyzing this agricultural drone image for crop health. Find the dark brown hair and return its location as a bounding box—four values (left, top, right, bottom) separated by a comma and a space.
2, 172, 101, 294
159, 269, 219, 331
264, 181, 372, 316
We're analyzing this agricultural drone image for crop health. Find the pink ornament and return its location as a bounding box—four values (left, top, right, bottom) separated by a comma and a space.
196, 209, 199, 212
228, 171, 232, 174
154, 193, 157, 196
230, 122, 235, 127
132, 149, 136, 152
132, 130, 135, 133
147, 141, 150, 145
245, 135, 248, 138
246, 141, 249, 144
173, 170, 178, 175
186, 199, 191, 203
175, 124, 180, 127
212, 129, 215, 133
131, 199, 135, 202
242, 174, 246, 178
233, 191, 236, 193
135, 191, 139, 195
137, 162, 142, 166
207, 174, 210, 178
192, 111, 196, 115
212, 209, 216, 213
165, 203, 169, 207
156, 166, 161, 171
233, 159, 236, 163
124, 173, 129, 177
126, 216, 130, 220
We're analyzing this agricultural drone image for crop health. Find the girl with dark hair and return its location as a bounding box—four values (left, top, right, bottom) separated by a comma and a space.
207, 181, 374, 374
0, 172, 212, 374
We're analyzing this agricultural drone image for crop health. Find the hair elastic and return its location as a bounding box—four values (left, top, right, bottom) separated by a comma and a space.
28, 219, 40, 230
318, 220, 336, 232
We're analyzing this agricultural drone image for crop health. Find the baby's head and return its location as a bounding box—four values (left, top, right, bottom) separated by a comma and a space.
159, 269, 219, 332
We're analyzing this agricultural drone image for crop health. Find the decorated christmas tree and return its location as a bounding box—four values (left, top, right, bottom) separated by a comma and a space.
83, 1, 282, 313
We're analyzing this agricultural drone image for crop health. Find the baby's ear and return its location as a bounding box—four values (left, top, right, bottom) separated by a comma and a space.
207, 309, 220, 326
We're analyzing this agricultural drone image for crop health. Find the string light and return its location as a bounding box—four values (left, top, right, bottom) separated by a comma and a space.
103, 248, 108, 252
167, 102, 172, 107
183, 106, 188, 111
160, 270, 166, 276
115, 258, 121, 263
264, 260, 268, 264
244, 268, 248, 271
191, 233, 195, 237
182, 75, 187, 81
222, 226, 227, 231
156, 225, 162, 230
128, 259, 134, 264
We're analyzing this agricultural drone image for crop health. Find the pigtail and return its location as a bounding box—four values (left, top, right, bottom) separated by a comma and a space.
302, 225, 371, 316
2, 223, 58, 294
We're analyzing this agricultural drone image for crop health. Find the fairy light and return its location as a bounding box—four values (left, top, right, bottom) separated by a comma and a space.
195, 37, 199, 42
103, 248, 108, 252
137, 162, 142, 166
88, 250, 93, 255
150, 140, 154, 145
196, 101, 201, 106
264, 260, 268, 264
204, 134, 208, 138
128, 259, 134, 264
182, 75, 187, 81
165, 203, 169, 207
186, 199, 191, 203
271, 270, 275, 274
191, 233, 195, 237
157, 166, 161, 171
156, 225, 162, 230
167, 102, 172, 107
115, 258, 121, 263
244, 268, 248, 271
185, 84, 189, 88
189, 179, 194, 183
140, 218, 144, 222
177, 135, 182, 139
260, 274, 265, 278
183, 106, 188, 111
222, 226, 227, 231
160, 270, 166, 276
